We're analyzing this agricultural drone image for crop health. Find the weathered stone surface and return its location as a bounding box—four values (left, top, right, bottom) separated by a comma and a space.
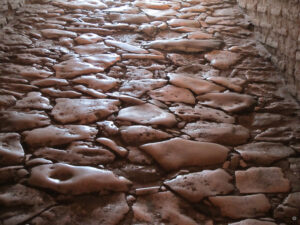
110, 13, 150, 24
144, 39, 223, 53
170, 103, 235, 123
28, 163, 131, 194
0, 133, 24, 166
0, 184, 54, 225
0, 111, 50, 131
229, 219, 277, 225
283, 192, 300, 208
207, 76, 245, 92
127, 146, 153, 165
23, 125, 98, 148
235, 142, 295, 165
168, 73, 225, 95
120, 125, 172, 144
96, 137, 127, 157
119, 79, 167, 97
41, 29, 77, 39
73, 74, 118, 92
197, 92, 256, 113
140, 138, 229, 171
51, 98, 120, 124
15, 92, 52, 110
254, 127, 293, 142
3, 34, 32, 46
167, 19, 200, 28
31, 78, 69, 87
105, 40, 148, 54
0, 95, 16, 108
74, 42, 112, 55
75, 33, 103, 45
182, 121, 250, 146
30, 194, 129, 225
236, 167, 290, 193
117, 103, 177, 127
148, 85, 196, 104
142, 8, 177, 17
132, 191, 211, 225
53, 0, 107, 10
165, 169, 234, 202
209, 194, 271, 219
34, 142, 115, 166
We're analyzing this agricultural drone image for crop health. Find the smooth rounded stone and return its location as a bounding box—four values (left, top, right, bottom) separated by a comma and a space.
29, 193, 129, 225
0, 111, 50, 132
28, 163, 131, 194
142, 8, 177, 17
148, 85, 196, 104
182, 121, 250, 146
0, 133, 24, 166
97, 121, 119, 136
170, 27, 200, 33
20, 67, 53, 79
0, 95, 16, 108
132, 191, 211, 225
74, 85, 107, 98
2, 34, 32, 46
74, 42, 113, 55
119, 79, 167, 98
34, 142, 115, 166
139, 138, 229, 171
96, 137, 127, 157
53, 0, 107, 10
254, 127, 293, 142
164, 169, 234, 202
120, 125, 172, 144
26, 158, 53, 167
122, 53, 165, 60
207, 76, 245, 92
236, 167, 290, 194
188, 31, 214, 39
229, 219, 277, 225
107, 92, 145, 105
133, 0, 180, 10
144, 39, 223, 53
75, 33, 103, 45
104, 5, 140, 14
41, 88, 82, 98
54, 58, 104, 78
170, 103, 235, 123
209, 194, 271, 219
251, 113, 283, 128
105, 40, 148, 54
197, 92, 256, 113
180, 4, 206, 13
213, 7, 242, 17
0, 184, 54, 225
51, 98, 120, 124
205, 50, 242, 70
127, 146, 153, 165
73, 74, 119, 92
168, 73, 225, 95
283, 192, 300, 208
235, 142, 295, 165
117, 103, 177, 127
15, 92, 52, 110
126, 66, 153, 79
139, 24, 157, 37
41, 29, 77, 39
31, 78, 68, 87
167, 19, 200, 28
110, 13, 150, 25
23, 125, 98, 148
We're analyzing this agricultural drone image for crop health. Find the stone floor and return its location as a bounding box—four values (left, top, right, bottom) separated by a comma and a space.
0, 0, 300, 224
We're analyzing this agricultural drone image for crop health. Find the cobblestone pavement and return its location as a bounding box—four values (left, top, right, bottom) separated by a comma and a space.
0, 0, 300, 224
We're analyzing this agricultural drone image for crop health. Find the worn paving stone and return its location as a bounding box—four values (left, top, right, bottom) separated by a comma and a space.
235, 142, 295, 165
117, 103, 177, 127
140, 138, 229, 171
75, 33, 103, 45
205, 50, 242, 70
209, 194, 271, 219
164, 169, 234, 202
51, 98, 120, 124
29, 194, 129, 225
229, 219, 277, 225
182, 121, 250, 146
15, 92, 52, 110
41, 29, 77, 39
0, 133, 24, 166
28, 163, 131, 194
236, 167, 290, 193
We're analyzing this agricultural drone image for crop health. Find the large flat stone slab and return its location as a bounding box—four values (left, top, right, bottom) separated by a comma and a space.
236, 167, 290, 193
41, 29, 77, 39
182, 121, 250, 146
197, 92, 256, 113
209, 194, 271, 219
15, 92, 52, 110
73, 74, 119, 92
0, 133, 24, 166
144, 39, 223, 53
28, 163, 131, 194
51, 98, 120, 124
164, 169, 234, 202
205, 50, 242, 70
29, 194, 129, 225
23, 125, 98, 148
140, 138, 229, 171
235, 142, 295, 165
117, 103, 177, 127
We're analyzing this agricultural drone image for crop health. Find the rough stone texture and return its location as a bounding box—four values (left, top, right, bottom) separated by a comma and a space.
237, 0, 300, 100
0, 0, 25, 27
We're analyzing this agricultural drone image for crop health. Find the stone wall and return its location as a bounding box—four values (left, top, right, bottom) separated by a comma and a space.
237, 0, 300, 101
0, 0, 26, 27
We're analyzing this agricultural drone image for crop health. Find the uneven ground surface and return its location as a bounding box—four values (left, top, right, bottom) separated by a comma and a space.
0, 0, 300, 224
